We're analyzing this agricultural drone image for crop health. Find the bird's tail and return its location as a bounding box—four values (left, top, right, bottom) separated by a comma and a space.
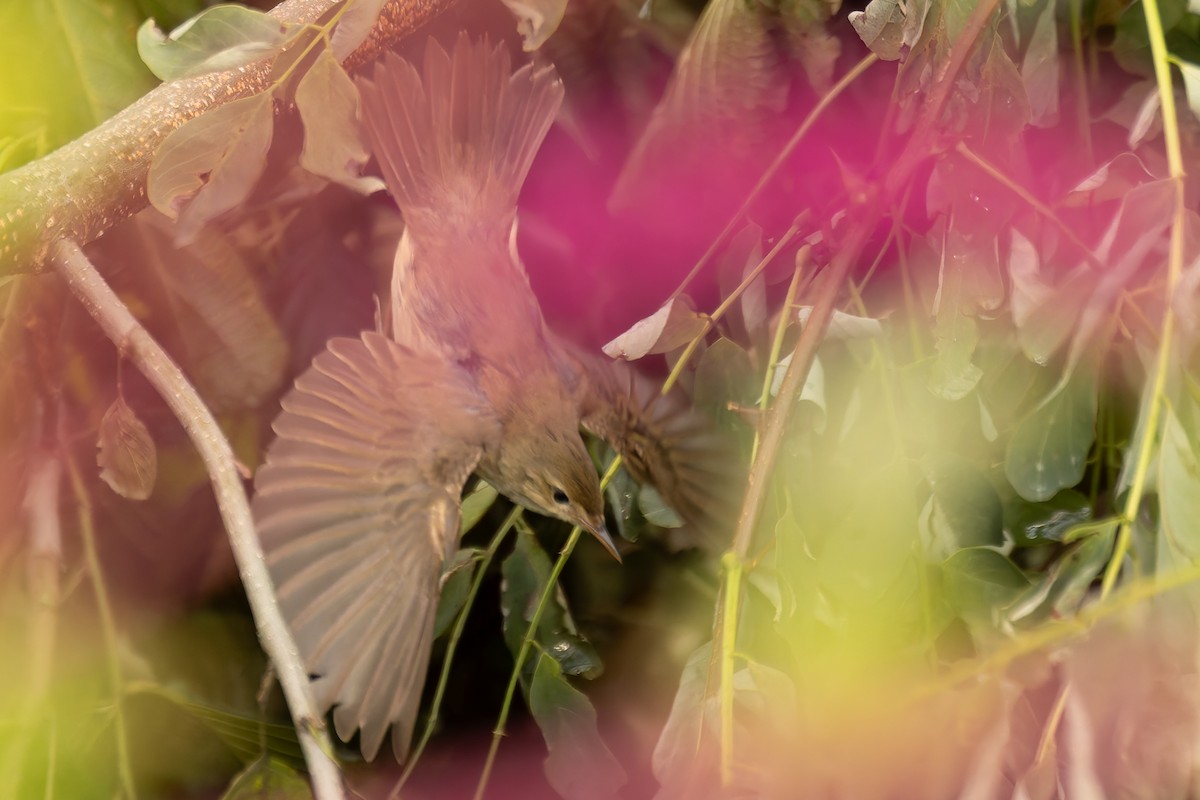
357, 34, 564, 231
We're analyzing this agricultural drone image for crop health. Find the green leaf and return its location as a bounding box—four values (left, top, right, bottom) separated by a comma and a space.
1005, 369, 1097, 502
1008, 229, 1091, 366
434, 548, 481, 638
922, 455, 1003, 551
0, 0, 156, 170
1179, 60, 1200, 124
639, 484, 684, 528
221, 756, 311, 800
295, 48, 384, 194
528, 653, 627, 800
500, 532, 602, 679
147, 91, 274, 244
652, 643, 715, 791
1020, 0, 1059, 127
138, 4, 293, 82
97, 395, 157, 500
601, 295, 708, 361
693, 337, 756, 422
1009, 522, 1116, 625
459, 481, 499, 534
942, 547, 1030, 622
1159, 407, 1200, 562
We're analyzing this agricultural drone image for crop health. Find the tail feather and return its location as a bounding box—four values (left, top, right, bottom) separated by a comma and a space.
358, 34, 564, 230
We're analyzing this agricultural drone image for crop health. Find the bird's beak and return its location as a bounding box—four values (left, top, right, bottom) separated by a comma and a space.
585, 518, 622, 563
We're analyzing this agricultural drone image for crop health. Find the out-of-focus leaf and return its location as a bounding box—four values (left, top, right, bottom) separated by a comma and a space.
138, 5, 292, 81
1129, 84, 1162, 148
98, 395, 157, 500
770, 352, 826, 433
434, 548, 482, 637
653, 643, 716, 793
1008, 230, 1092, 366
140, 218, 287, 410
221, 756, 311, 800
942, 547, 1030, 622
1021, 0, 1059, 127
529, 652, 627, 800
1009, 522, 1115, 625
638, 484, 684, 528
295, 48, 384, 194
849, 0, 906, 59
922, 455, 1003, 551
1005, 369, 1097, 502
1179, 61, 1200, 123
602, 296, 707, 360
147, 92, 274, 244
777, 0, 843, 92
1068, 152, 1158, 202
501, 532, 602, 679
1004, 489, 1093, 547
330, 0, 389, 59
930, 299, 982, 400
459, 481, 499, 534
795, 307, 884, 340
693, 337, 756, 422
501, 0, 568, 51
1160, 407, 1200, 561
0, 0, 157, 170
717, 224, 765, 347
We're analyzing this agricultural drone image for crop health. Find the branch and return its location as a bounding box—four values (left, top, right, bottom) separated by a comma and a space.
50, 239, 344, 800
0, 0, 455, 277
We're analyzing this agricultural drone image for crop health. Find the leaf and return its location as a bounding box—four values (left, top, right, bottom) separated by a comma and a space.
528, 653, 627, 800
0, 0, 156, 169
294, 48, 384, 194
1008, 231, 1092, 366
638, 484, 684, 528
138, 4, 292, 82
500, 532, 602, 679
434, 548, 481, 638
1180, 60, 1200, 124
1005, 369, 1097, 502
849, 0, 906, 60
1129, 84, 1162, 148
1009, 522, 1115, 625
459, 481, 500, 534
501, 0, 568, 51
795, 307, 884, 339
1159, 406, 1200, 561
929, 225, 984, 401
221, 756, 312, 800
139, 217, 287, 411
652, 643, 716, 793
147, 92, 274, 245
922, 455, 1003, 551
770, 352, 826, 433
330, 0, 389, 60
942, 547, 1030, 622
1020, 0, 1059, 127
97, 396, 157, 500
693, 337, 756, 422
602, 296, 707, 360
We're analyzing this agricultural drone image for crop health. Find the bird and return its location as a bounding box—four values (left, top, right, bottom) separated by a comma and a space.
250, 34, 733, 763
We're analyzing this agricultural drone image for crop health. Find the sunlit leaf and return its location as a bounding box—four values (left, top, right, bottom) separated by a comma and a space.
795, 307, 884, 340
147, 92, 274, 244
138, 4, 292, 81
528, 652, 626, 800
330, 0, 389, 60
500, 532, 602, 679
221, 756, 311, 800
295, 48, 384, 194
1005, 369, 1097, 502
602, 295, 707, 361
97, 395, 157, 500
942, 547, 1030, 622
1179, 60, 1200, 123
501, 0, 568, 51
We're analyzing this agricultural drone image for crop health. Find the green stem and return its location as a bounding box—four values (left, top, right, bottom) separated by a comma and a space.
1099, 0, 1187, 599
753, 252, 808, 461
391, 505, 523, 799
473, 457, 623, 800
717, 552, 742, 785
65, 456, 136, 800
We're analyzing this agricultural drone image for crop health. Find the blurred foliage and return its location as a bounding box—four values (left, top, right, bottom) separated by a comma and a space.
5, 0, 1200, 798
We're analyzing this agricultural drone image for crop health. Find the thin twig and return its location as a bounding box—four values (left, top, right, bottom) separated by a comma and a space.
49, 239, 344, 800
64, 454, 137, 799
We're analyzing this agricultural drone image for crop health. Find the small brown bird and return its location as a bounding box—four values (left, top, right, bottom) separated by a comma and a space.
252, 35, 730, 762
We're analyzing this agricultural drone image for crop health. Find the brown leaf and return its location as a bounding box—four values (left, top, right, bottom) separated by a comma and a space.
601, 296, 707, 361
97, 396, 157, 500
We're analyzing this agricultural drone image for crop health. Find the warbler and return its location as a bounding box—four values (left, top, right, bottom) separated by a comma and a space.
251, 35, 731, 763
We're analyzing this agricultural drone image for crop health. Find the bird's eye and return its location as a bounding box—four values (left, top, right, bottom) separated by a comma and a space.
552, 488, 569, 504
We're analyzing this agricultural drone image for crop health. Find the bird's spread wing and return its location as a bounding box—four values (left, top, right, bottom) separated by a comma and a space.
252, 332, 497, 762
563, 346, 742, 540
